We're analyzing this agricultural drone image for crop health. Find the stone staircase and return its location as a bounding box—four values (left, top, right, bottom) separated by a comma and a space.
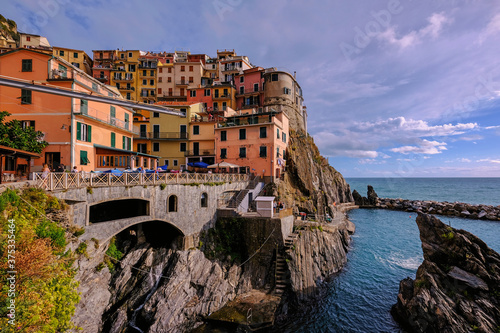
227, 176, 262, 210
274, 232, 299, 295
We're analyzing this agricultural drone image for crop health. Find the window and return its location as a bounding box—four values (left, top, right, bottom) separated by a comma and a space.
4, 156, 15, 171
72, 62, 80, 68
26, 36, 31, 42
143, 70, 147, 76
164, 159, 169, 166
254, 83, 259, 92
167, 77, 172, 82
189, 76, 193, 83
167, 195, 177, 212
260, 146, 267, 158
284, 87, 291, 94
201, 193, 208, 207
222, 102, 227, 111
150, 70, 154, 76
220, 148, 227, 159
128, 52, 133, 58
193, 125, 200, 135
204, 89, 210, 96
173, 160, 178, 166
190, 90, 196, 97
77, 122, 92, 142
21, 89, 31, 104
126, 93, 131, 100
92, 82, 97, 91
153, 142, 160, 152
159, 68, 163, 73
260, 127, 267, 138
180, 88, 185, 96
180, 142, 187, 152
129, 64, 136, 72
271, 73, 278, 81
168, 88, 173, 96
150, 79, 154, 85
283, 149, 286, 159
158, 88, 162, 94
22, 59, 32, 72
214, 89, 219, 98
282, 132, 287, 143
220, 130, 227, 141
213, 102, 218, 110
143, 79, 147, 85
240, 76, 244, 83
159, 77, 162, 82
168, 68, 172, 73
239, 147, 246, 158
21, 120, 35, 129
80, 150, 89, 165
73, 52, 78, 58
277, 147, 280, 158
59, 50, 65, 56
277, 128, 280, 139
223, 88, 228, 96
181, 65, 185, 71
111, 132, 116, 147
189, 65, 193, 71
239, 128, 246, 140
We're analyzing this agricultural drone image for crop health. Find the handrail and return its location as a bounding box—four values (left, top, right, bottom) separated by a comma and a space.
33, 172, 249, 191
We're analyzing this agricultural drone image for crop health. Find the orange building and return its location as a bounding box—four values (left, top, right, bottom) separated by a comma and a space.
214, 107, 289, 180
0, 48, 158, 172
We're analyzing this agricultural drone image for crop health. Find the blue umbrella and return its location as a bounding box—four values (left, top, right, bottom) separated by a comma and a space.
103, 169, 123, 176
193, 161, 209, 168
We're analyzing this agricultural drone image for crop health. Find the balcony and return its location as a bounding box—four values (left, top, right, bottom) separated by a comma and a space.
114, 75, 134, 81
217, 115, 282, 128
93, 55, 117, 61
213, 93, 230, 100
236, 88, 264, 96
185, 149, 215, 157
48, 68, 73, 81
73, 103, 139, 134
175, 80, 190, 86
138, 63, 158, 69
140, 72, 156, 78
136, 132, 189, 140
118, 86, 135, 91
93, 75, 108, 83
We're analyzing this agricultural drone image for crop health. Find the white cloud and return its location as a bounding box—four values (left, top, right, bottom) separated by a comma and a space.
478, 13, 500, 44
378, 12, 452, 49
390, 140, 447, 155
477, 158, 500, 164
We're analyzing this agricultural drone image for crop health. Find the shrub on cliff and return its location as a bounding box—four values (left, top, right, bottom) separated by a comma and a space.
0, 188, 80, 332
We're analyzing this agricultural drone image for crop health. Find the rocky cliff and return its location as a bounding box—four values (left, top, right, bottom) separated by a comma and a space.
391, 213, 500, 333
286, 220, 355, 302
275, 129, 353, 217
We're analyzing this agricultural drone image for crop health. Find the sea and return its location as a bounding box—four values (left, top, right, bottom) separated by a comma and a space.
275, 178, 500, 333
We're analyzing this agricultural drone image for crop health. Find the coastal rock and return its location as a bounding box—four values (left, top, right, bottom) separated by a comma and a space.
391, 213, 500, 333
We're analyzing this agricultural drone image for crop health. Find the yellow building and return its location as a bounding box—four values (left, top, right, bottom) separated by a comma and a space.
110, 50, 142, 102
211, 84, 236, 111
53, 46, 93, 75
149, 102, 205, 170
138, 56, 157, 103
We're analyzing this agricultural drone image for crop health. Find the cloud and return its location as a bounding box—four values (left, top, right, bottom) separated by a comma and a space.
478, 13, 500, 44
477, 158, 500, 164
378, 12, 452, 49
390, 139, 447, 155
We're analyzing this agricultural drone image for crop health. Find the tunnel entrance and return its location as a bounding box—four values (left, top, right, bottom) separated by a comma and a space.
89, 199, 149, 223
115, 220, 184, 249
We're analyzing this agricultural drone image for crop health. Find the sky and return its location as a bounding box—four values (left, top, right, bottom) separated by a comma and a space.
2, 0, 500, 177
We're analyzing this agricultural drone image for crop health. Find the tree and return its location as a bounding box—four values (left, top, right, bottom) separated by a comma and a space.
0, 111, 48, 153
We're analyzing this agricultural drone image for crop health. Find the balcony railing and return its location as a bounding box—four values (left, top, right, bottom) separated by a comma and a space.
74, 103, 139, 134
118, 86, 135, 91
175, 80, 190, 86
114, 75, 134, 81
48, 68, 73, 80
185, 149, 215, 157
236, 88, 264, 96
34, 172, 249, 191
213, 93, 230, 100
217, 116, 282, 128
139, 64, 158, 69
136, 132, 189, 140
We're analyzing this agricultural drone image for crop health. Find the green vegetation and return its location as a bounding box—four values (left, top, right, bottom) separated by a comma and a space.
201, 218, 245, 264
86, 187, 93, 194
0, 111, 48, 153
104, 237, 123, 272
0, 188, 80, 332
182, 181, 225, 187
440, 228, 455, 242
415, 279, 430, 289
160, 183, 167, 190
75, 242, 88, 257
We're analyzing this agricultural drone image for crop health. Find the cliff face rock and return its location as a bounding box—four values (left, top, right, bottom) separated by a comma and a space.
353, 185, 378, 206
286, 221, 353, 302
391, 213, 500, 333
280, 130, 353, 216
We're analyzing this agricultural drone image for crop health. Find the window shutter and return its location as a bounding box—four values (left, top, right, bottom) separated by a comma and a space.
87, 125, 92, 142
127, 137, 131, 150
76, 122, 81, 140
123, 136, 126, 149
111, 133, 115, 147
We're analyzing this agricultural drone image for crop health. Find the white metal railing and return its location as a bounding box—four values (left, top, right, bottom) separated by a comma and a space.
73, 103, 139, 134
33, 172, 250, 191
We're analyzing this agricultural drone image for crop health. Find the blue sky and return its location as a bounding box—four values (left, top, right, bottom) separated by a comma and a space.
3, 0, 500, 177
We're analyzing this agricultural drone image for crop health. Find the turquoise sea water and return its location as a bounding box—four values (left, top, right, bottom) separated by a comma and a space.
276, 178, 500, 332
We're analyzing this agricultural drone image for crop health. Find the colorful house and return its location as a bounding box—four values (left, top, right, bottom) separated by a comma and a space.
0, 48, 157, 172
53, 47, 93, 75
92, 49, 118, 85
214, 107, 289, 180
234, 67, 265, 110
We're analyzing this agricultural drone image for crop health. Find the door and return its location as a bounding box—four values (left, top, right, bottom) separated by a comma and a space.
193, 142, 199, 156
153, 124, 160, 139
248, 192, 253, 209
45, 152, 61, 171
180, 125, 187, 139
140, 124, 147, 138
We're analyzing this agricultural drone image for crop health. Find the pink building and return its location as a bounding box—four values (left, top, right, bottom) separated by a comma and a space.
234, 67, 264, 110
214, 107, 289, 180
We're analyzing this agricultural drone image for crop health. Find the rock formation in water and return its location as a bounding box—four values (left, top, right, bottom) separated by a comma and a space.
391, 213, 500, 333
353, 185, 378, 207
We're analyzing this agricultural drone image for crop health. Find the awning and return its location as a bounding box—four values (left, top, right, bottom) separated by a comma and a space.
94, 144, 160, 159
207, 161, 240, 169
